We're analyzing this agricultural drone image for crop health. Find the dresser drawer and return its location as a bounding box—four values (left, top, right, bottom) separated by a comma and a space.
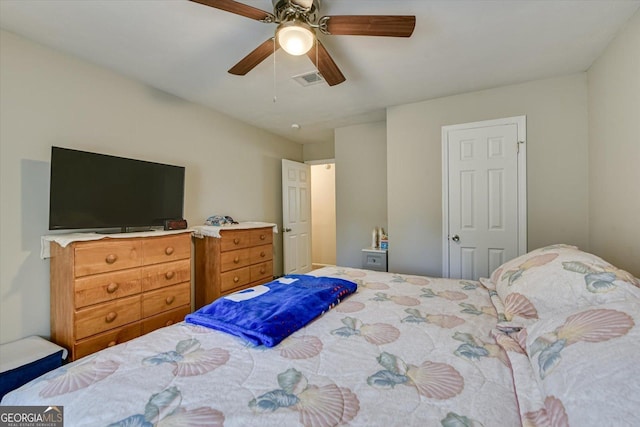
250, 228, 273, 246
142, 234, 190, 266
362, 248, 388, 272
141, 259, 191, 292
220, 248, 252, 272
250, 262, 273, 283
219, 230, 254, 252
220, 267, 251, 292
74, 240, 142, 277
74, 268, 142, 308
142, 282, 191, 317
75, 295, 141, 340
142, 305, 191, 334
249, 244, 273, 264
74, 323, 141, 360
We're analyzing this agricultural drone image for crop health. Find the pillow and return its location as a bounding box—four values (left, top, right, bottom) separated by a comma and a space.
492, 299, 640, 426
488, 244, 640, 325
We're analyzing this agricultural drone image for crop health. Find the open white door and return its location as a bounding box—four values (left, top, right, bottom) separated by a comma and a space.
442, 116, 527, 280
282, 159, 312, 274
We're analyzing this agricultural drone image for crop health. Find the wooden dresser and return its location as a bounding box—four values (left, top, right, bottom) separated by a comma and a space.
50, 232, 191, 361
194, 226, 274, 309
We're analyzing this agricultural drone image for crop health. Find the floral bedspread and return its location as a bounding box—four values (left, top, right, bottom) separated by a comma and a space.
1, 267, 520, 426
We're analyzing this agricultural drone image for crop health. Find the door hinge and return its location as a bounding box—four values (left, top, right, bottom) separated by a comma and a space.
517, 140, 525, 153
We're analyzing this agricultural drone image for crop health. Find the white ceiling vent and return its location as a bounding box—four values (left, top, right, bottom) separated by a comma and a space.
292, 71, 325, 87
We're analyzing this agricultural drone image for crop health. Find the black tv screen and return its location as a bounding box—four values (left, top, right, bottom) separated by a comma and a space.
49, 146, 185, 231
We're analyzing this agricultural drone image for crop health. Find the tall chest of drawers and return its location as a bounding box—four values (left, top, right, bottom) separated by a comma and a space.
194, 226, 274, 309
50, 232, 191, 361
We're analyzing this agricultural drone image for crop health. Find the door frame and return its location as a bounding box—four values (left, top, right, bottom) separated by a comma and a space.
441, 116, 527, 278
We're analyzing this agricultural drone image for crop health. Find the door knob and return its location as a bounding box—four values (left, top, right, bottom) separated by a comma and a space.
451, 234, 460, 242
284, 227, 292, 232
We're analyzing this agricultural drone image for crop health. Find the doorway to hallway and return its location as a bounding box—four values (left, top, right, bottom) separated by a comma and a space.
309, 161, 336, 269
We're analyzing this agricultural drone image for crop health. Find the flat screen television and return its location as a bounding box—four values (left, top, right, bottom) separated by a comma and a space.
49, 146, 185, 232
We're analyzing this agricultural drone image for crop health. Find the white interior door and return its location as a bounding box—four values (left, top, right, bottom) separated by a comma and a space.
282, 159, 312, 274
442, 116, 527, 280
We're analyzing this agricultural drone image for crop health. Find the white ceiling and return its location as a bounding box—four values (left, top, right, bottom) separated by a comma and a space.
1, 0, 638, 145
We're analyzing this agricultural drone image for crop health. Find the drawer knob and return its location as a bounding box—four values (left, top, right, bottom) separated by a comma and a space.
105, 254, 118, 264
233, 276, 240, 283
260, 267, 266, 274
107, 340, 117, 347
260, 251, 266, 258
233, 257, 240, 264
165, 296, 175, 305
106, 282, 119, 294
105, 312, 118, 323
165, 271, 175, 280
165, 246, 174, 256
233, 238, 240, 245
165, 320, 174, 327
260, 234, 266, 240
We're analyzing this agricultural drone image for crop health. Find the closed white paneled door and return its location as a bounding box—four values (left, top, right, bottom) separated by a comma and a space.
282, 159, 312, 274
442, 117, 527, 280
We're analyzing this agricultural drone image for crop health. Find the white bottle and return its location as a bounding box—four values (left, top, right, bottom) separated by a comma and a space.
371, 227, 378, 248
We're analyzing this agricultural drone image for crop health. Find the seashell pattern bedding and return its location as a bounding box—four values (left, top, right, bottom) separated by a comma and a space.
1, 266, 520, 426
4, 245, 638, 427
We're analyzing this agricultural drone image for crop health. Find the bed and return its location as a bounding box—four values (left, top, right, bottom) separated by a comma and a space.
2, 245, 639, 426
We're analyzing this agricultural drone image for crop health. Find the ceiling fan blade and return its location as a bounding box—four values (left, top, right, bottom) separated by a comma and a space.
322, 15, 416, 37
306, 40, 345, 87
189, 0, 275, 22
229, 38, 278, 75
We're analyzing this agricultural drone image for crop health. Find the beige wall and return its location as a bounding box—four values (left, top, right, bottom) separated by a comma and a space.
587, 11, 640, 277
303, 141, 335, 162
387, 74, 589, 276
0, 31, 301, 344
310, 164, 336, 266
335, 122, 387, 267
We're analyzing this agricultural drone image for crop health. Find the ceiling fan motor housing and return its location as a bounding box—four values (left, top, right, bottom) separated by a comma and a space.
272, 0, 320, 24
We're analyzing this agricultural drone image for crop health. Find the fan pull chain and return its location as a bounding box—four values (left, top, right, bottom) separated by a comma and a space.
273, 37, 277, 103
315, 39, 319, 77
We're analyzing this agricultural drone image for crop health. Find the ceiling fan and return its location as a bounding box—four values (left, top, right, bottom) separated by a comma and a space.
189, 0, 416, 86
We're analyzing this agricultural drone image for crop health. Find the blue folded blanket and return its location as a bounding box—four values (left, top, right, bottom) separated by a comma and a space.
185, 275, 357, 347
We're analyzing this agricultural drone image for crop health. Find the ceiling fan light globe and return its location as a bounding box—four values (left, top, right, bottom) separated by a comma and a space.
277, 22, 315, 56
